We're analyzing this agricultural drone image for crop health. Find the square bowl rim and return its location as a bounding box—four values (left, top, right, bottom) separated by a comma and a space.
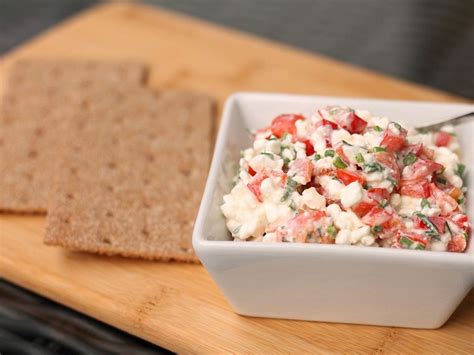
192, 92, 474, 265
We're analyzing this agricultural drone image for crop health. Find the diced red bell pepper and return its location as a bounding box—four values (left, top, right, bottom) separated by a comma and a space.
361, 207, 393, 226
247, 170, 270, 202
352, 200, 378, 218
447, 235, 467, 252
336, 169, 365, 186
300, 139, 315, 155
270, 114, 305, 138
435, 131, 452, 147
380, 125, 407, 152
288, 159, 313, 184
367, 188, 390, 202
399, 179, 431, 198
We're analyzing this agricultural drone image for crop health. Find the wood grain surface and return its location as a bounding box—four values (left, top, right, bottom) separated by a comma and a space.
0, 2, 472, 353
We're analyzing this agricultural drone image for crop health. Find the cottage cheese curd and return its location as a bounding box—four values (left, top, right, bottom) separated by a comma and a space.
221, 106, 471, 252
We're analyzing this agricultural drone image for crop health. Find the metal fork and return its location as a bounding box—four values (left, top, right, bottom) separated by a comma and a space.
415, 111, 474, 131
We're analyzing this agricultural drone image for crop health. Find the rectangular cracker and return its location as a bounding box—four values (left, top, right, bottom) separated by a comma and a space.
0, 59, 148, 213
44, 89, 214, 262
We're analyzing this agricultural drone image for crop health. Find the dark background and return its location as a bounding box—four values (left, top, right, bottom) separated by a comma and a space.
1, 0, 474, 98
0, 1, 473, 354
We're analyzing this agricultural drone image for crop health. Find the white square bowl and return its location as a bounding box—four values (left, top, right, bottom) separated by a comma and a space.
192, 92, 474, 329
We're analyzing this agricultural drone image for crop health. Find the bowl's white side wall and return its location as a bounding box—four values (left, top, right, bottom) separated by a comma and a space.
198, 245, 472, 328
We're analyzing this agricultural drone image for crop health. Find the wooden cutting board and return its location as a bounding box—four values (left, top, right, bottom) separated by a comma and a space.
0, 2, 472, 353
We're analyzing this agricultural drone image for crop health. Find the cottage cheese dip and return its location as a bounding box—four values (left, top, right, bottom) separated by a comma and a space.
221, 106, 471, 252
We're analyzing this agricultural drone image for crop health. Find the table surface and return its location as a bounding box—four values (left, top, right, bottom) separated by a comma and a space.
0, 2, 472, 353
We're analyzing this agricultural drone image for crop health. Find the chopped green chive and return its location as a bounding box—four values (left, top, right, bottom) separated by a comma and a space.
280, 177, 298, 202
393, 122, 402, 131
371, 225, 383, 234
327, 225, 337, 239
289, 200, 297, 211
399, 236, 413, 248
260, 152, 274, 159
356, 152, 365, 164
363, 162, 384, 173
400, 236, 425, 250
421, 198, 430, 209
436, 176, 447, 185
342, 140, 353, 146
373, 146, 387, 152
333, 156, 348, 169
313, 153, 321, 161
388, 176, 398, 186
373, 125, 383, 132
363, 183, 372, 189
267, 135, 278, 141
457, 196, 465, 205
379, 199, 389, 208
403, 153, 417, 166
456, 164, 466, 177
415, 213, 439, 238
325, 150, 335, 157
445, 221, 453, 237
232, 225, 241, 236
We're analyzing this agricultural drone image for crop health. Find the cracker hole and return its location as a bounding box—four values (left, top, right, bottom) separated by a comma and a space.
107, 161, 117, 170
105, 211, 114, 218
25, 172, 33, 181
79, 79, 93, 89
141, 227, 150, 237
81, 99, 90, 109
70, 167, 78, 176
52, 67, 63, 78
142, 200, 151, 209
66, 193, 74, 200
64, 216, 72, 225
27, 150, 38, 159
115, 92, 125, 101
77, 121, 86, 131
102, 237, 111, 245
143, 178, 151, 186
179, 166, 191, 177
46, 87, 57, 96
40, 107, 50, 116
145, 153, 155, 163
105, 185, 114, 193
34, 127, 44, 137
